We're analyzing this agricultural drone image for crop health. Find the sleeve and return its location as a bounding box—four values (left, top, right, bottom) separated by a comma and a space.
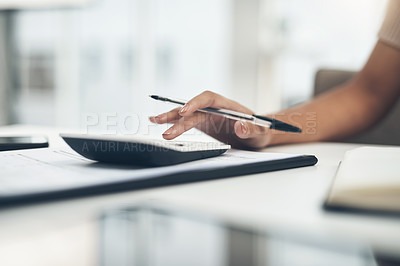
378, 0, 400, 50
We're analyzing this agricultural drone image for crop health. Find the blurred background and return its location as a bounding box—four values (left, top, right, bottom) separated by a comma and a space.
0, 0, 388, 130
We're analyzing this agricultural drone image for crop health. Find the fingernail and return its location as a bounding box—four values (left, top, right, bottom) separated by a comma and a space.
156, 114, 167, 122
163, 128, 176, 136
240, 121, 248, 134
179, 104, 189, 114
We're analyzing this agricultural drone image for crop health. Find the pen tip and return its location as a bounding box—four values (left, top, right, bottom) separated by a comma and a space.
149, 95, 157, 100
269, 120, 302, 133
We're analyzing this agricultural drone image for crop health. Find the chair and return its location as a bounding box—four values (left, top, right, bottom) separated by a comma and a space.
314, 69, 400, 145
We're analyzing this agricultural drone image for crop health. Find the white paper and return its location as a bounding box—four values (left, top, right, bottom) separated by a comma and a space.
0, 148, 300, 196
333, 146, 400, 192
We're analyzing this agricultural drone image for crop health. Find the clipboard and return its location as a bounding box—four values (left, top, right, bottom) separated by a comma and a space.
0, 148, 318, 207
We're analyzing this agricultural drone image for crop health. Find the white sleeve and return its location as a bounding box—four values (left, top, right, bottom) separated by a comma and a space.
378, 0, 400, 49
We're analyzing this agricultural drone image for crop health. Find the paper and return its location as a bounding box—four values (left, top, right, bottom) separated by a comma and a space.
0, 147, 300, 197
332, 147, 400, 192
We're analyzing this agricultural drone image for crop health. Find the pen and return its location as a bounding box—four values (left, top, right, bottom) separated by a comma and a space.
150, 95, 302, 133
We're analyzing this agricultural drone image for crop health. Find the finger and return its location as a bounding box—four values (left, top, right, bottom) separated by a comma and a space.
149, 107, 181, 124
179, 91, 254, 118
178, 91, 227, 117
162, 113, 207, 140
233, 120, 269, 140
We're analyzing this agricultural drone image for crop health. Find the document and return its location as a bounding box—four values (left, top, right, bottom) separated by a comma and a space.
0, 147, 302, 198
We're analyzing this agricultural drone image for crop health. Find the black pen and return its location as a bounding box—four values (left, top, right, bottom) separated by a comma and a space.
150, 95, 301, 133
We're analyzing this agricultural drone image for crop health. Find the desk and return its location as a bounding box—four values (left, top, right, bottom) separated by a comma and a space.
0, 125, 399, 266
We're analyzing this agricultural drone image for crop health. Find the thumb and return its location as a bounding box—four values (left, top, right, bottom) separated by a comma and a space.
234, 120, 268, 140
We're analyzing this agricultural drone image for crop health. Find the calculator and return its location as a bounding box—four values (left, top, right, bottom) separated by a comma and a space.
60, 133, 230, 166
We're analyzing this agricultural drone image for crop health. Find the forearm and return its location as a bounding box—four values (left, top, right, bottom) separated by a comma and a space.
268, 82, 377, 145
269, 41, 400, 146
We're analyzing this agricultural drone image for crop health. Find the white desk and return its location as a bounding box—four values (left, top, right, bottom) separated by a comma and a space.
0, 125, 399, 266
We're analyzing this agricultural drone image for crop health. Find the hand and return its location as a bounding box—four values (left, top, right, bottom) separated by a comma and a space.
149, 91, 272, 149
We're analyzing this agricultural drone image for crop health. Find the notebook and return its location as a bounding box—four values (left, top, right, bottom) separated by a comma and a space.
0, 146, 317, 207
324, 146, 400, 215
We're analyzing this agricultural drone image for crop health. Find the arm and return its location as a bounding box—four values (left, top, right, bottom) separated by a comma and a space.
269, 41, 400, 145
150, 41, 400, 149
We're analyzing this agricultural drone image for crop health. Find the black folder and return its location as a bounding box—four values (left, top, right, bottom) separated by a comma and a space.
0, 149, 317, 208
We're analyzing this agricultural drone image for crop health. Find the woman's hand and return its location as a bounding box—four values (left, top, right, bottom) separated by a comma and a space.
149, 91, 272, 149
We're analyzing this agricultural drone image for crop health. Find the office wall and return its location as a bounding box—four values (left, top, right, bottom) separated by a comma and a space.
0, 15, 7, 125
11, 0, 233, 133
0, 12, 16, 125
0, 0, 93, 9
259, 0, 388, 109
3, 0, 388, 129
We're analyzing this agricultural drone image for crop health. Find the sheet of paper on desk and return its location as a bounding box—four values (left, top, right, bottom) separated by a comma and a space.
0, 148, 300, 197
